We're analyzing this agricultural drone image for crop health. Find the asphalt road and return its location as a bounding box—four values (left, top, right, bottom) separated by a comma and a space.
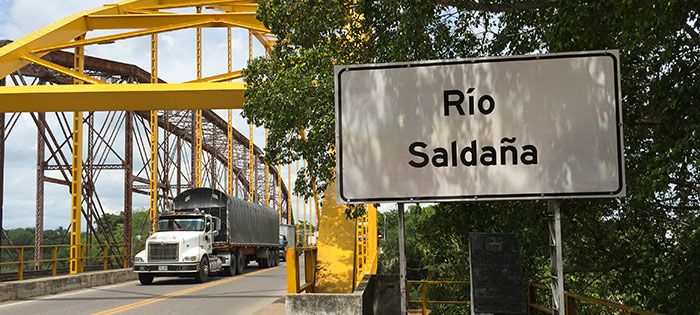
0, 263, 287, 315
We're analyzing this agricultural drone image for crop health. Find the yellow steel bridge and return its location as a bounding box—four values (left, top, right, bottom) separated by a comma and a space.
0, 0, 377, 293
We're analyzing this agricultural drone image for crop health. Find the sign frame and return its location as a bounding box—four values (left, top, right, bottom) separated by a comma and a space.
335, 50, 624, 204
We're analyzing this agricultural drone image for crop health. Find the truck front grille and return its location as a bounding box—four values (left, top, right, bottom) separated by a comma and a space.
148, 243, 178, 261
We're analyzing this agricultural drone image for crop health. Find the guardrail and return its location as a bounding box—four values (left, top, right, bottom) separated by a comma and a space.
0, 244, 129, 281
286, 246, 317, 293
404, 281, 661, 315
528, 283, 661, 315
407, 280, 470, 314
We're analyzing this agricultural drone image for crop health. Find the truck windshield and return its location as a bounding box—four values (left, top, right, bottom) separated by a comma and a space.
157, 217, 205, 232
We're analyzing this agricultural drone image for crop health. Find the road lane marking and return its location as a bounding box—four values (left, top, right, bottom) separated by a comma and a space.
92, 266, 282, 315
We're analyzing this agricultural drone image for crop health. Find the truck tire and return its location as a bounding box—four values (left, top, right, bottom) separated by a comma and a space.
236, 253, 246, 275
220, 252, 235, 277
138, 274, 154, 285
258, 251, 271, 268
195, 256, 209, 283
220, 266, 234, 277
264, 251, 273, 268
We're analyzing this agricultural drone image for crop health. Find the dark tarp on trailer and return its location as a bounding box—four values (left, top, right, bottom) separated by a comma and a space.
172, 187, 278, 246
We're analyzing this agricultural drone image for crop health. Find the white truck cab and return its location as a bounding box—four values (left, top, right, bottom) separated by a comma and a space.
133, 210, 223, 284
133, 187, 279, 285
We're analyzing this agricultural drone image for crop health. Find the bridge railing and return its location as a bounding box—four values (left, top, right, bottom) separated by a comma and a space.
407, 280, 470, 314
404, 280, 661, 315
0, 243, 129, 281
286, 246, 317, 293
528, 282, 661, 315
354, 208, 378, 289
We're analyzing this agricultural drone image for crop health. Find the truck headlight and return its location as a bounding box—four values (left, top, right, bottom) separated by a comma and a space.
134, 257, 144, 263
183, 255, 198, 262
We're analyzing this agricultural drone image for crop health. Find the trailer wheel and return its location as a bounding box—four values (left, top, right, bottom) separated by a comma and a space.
195, 256, 209, 283
267, 251, 273, 267
236, 253, 246, 275
138, 274, 154, 285
259, 250, 272, 268
220, 266, 234, 277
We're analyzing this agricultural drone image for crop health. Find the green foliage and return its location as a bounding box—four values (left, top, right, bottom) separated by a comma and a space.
1, 210, 152, 273
245, 1, 699, 313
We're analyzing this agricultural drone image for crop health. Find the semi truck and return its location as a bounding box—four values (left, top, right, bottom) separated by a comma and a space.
133, 188, 279, 285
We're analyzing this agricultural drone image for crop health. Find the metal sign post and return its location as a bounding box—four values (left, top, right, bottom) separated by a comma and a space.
548, 200, 565, 315
397, 202, 407, 314
334, 51, 625, 314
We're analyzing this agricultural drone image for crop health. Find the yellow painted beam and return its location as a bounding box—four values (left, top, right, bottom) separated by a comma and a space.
86, 13, 267, 32
247, 30, 255, 202
194, 6, 204, 188
0, 0, 269, 78
135, 0, 252, 11
0, 0, 159, 78
69, 41, 85, 275
0, 82, 245, 113
286, 248, 300, 293
265, 129, 270, 207
187, 70, 243, 83
213, 4, 259, 13
287, 162, 292, 224
149, 33, 159, 234
367, 204, 378, 274
33, 20, 209, 54
20, 54, 106, 85
252, 31, 276, 52
124, 9, 177, 15
226, 26, 234, 197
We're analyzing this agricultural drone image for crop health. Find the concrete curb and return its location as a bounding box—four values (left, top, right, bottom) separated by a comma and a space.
0, 268, 137, 302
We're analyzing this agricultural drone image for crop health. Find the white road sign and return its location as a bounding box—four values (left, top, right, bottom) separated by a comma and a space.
335, 51, 624, 203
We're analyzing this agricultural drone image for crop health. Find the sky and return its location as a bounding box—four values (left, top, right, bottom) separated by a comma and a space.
0, 0, 315, 229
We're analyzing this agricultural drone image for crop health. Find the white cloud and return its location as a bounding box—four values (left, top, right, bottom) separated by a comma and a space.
0, 1, 303, 229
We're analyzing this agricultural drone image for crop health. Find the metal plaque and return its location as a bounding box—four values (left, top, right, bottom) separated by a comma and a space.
469, 233, 527, 315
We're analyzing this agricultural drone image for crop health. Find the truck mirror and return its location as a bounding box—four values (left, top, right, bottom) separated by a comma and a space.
135, 235, 142, 241
205, 221, 211, 232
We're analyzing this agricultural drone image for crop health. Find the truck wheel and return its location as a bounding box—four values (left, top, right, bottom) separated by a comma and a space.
138, 274, 154, 285
195, 256, 209, 283
220, 266, 234, 277
258, 252, 270, 268
263, 251, 273, 268
236, 253, 246, 275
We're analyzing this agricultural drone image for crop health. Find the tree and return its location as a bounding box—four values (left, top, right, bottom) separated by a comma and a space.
244, 1, 699, 312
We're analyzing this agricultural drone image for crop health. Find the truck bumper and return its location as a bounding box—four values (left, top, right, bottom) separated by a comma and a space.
133, 262, 199, 274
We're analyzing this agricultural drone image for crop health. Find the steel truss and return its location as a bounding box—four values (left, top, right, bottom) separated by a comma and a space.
0, 0, 293, 275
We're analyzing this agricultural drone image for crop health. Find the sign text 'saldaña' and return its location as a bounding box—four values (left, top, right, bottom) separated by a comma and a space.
408, 89, 539, 168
